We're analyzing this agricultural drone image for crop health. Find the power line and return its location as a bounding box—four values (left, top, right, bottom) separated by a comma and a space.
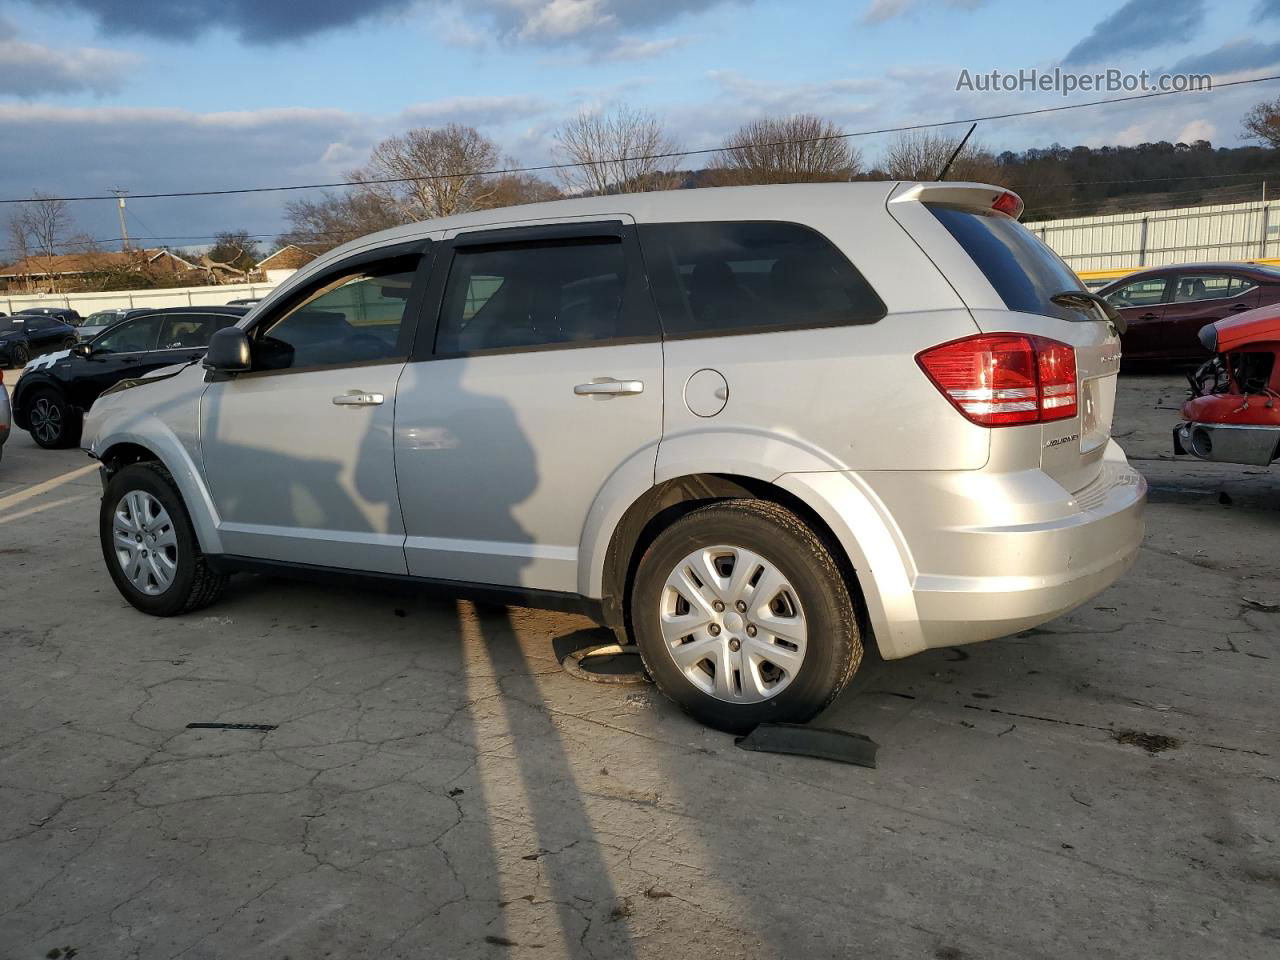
2, 73, 1277, 205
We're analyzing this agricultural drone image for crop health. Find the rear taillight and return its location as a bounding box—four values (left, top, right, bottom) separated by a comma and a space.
917, 334, 1078, 428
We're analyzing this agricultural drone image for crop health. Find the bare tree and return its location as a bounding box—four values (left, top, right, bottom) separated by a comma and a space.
487, 172, 562, 208
552, 105, 682, 195
7, 193, 72, 291
280, 189, 405, 251
352, 124, 507, 220
207, 229, 261, 271
710, 114, 862, 186
21, 193, 70, 259
881, 129, 1002, 183
1243, 96, 1280, 148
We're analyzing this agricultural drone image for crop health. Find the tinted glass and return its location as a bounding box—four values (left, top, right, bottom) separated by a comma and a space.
158, 313, 227, 349
436, 238, 631, 354
94, 314, 163, 353
0, 318, 29, 334
927, 204, 1085, 321
640, 222, 883, 336
1173, 274, 1255, 303
1107, 277, 1169, 307
258, 256, 418, 370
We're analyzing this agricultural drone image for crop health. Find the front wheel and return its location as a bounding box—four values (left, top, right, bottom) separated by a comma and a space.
100, 462, 228, 616
9, 343, 29, 369
27, 388, 80, 449
630, 499, 862, 733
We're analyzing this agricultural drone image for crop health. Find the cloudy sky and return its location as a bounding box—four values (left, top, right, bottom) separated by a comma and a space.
1, 0, 1277, 254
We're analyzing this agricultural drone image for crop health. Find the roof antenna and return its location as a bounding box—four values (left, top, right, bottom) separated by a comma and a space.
935, 123, 978, 181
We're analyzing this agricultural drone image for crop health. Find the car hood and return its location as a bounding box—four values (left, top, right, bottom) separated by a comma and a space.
1200, 303, 1280, 352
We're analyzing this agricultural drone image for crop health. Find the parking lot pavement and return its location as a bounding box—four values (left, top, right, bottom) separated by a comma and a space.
0, 374, 1277, 960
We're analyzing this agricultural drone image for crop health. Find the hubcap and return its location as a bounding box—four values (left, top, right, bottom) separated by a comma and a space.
29, 398, 62, 445
659, 545, 808, 704
112, 490, 178, 595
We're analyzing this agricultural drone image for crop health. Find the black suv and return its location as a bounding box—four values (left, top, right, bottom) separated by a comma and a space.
13, 306, 83, 324
0, 314, 79, 368
12, 305, 248, 448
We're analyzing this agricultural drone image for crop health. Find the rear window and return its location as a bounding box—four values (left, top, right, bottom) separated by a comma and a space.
638, 221, 885, 337
927, 203, 1085, 321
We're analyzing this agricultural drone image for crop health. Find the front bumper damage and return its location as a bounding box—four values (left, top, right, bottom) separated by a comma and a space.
1174, 421, 1280, 467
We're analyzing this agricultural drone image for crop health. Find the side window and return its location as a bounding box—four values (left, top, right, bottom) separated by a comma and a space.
26, 316, 51, 331
1173, 273, 1255, 303
94, 315, 163, 353
1106, 277, 1168, 307
255, 255, 419, 371
638, 221, 885, 337
435, 238, 634, 354
158, 313, 219, 349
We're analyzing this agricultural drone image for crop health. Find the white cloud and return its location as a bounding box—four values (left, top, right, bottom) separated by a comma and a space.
0, 18, 140, 97
591, 34, 690, 62
860, 0, 989, 26
519, 0, 616, 40
401, 94, 552, 126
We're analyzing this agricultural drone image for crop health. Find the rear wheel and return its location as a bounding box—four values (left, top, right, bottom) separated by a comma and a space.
631, 499, 862, 733
100, 462, 228, 616
27, 388, 81, 449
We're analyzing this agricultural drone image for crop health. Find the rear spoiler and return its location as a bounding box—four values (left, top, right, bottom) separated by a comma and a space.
887, 182, 1024, 220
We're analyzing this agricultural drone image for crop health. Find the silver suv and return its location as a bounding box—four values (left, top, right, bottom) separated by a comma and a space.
82, 182, 1146, 732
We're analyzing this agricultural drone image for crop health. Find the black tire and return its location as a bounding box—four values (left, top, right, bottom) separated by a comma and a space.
26, 387, 81, 449
100, 461, 228, 616
631, 499, 862, 733
9, 343, 29, 369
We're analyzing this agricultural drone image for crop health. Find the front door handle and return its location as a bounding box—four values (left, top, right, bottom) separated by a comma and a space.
574, 378, 644, 397
1230, 303, 1252, 312
332, 391, 385, 406
1137, 312, 1159, 321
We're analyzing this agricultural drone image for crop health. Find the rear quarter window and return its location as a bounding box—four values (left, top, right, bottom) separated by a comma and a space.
638, 221, 885, 337
927, 203, 1085, 321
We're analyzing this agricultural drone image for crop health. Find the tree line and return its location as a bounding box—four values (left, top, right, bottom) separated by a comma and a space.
281, 96, 1280, 249
7, 95, 1280, 278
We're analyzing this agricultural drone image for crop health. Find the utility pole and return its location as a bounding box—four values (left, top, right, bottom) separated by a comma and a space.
111, 188, 129, 251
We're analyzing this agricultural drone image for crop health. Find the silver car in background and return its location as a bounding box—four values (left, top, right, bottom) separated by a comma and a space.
0, 367, 11, 464
81, 182, 1146, 731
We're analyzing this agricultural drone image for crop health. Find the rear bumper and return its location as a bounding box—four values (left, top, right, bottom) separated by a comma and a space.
902, 451, 1146, 649
782, 441, 1146, 659
1174, 421, 1279, 467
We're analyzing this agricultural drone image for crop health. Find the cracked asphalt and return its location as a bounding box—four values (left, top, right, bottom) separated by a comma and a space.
1, 372, 1277, 960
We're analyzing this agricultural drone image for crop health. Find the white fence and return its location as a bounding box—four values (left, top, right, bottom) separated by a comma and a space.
1, 280, 280, 316
1027, 199, 1280, 272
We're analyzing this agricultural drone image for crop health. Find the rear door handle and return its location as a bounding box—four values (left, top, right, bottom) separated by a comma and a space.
1230, 303, 1252, 312
574, 378, 644, 397
1137, 313, 1159, 320
332, 391, 385, 406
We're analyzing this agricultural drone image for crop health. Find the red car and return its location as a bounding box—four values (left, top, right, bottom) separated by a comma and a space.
1174, 304, 1280, 466
1098, 262, 1280, 361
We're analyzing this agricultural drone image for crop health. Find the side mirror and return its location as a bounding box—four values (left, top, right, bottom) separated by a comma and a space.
71, 342, 91, 358
204, 326, 252, 376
